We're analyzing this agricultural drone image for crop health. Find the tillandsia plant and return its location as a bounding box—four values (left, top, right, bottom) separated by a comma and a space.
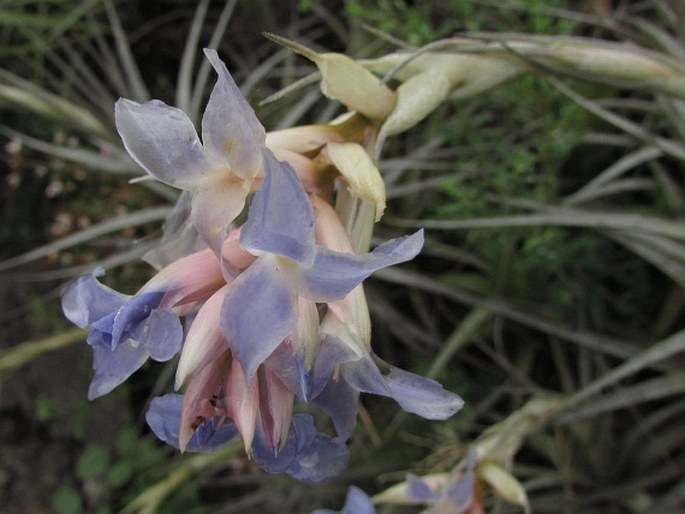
61, 47, 464, 483
39, 3, 685, 510
1, 2, 683, 512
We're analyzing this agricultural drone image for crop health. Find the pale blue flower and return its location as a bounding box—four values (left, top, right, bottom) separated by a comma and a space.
311, 335, 464, 439
115, 49, 265, 252
146, 394, 238, 452
406, 450, 477, 513
146, 394, 349, 483
62, 248, 223, 399
220, 152, 424, 377
62, 268, 183, 399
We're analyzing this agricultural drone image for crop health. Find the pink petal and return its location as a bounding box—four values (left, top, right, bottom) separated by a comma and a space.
142, 248, 224, 312
221, 227, 257, 271
311, 194, 355, 254
175, 284, 231, 389
179, 352, 230, 452
258, 367, 294, 452
225, 357, 260, 453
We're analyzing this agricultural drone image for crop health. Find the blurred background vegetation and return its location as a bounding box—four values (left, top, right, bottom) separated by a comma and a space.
1, 0, 684, 513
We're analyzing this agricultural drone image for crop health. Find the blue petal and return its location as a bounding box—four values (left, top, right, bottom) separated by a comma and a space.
251, 416, 298, 474
384, 366, 464, 420
285, 428, 350, 484
145, 394, 238, 452
311, 375, 360, 440
190, 179, 249, 255
221, 255, 297, 376
263, 344, 309, 402
291, 413, 317, 454
187, 418, 237, 452
310, 335, 360, 399
299, 230, 424, 302
115, 98, 213, 188
202, 49, 265, 179
339, 353, 464, 422
240, 151, 316, 265
145, 394, 184, 446
263, 334, 358, 403
86, 322, 115, 349
141, 309, 184, 362
62, 268, 126, 329
342, 353, 391, 397
251, 414, 349, 483
341, 487, 376, 514
88, 341, 149, 399
110, 291, 165, 348
312, 487, 376, 514
446, 449, 477, 510
407, 474, 440, 503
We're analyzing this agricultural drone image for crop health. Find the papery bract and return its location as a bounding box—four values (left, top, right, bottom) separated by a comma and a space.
225, 356, 260, 452
258, 365, 295, 452
178, 351, 231, 452
324, 142, 386, 221
175, 284, 231, 389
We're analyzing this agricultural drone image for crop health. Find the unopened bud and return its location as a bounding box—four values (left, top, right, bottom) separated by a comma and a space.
265, 33, 396, 120
325, 141, 386, 221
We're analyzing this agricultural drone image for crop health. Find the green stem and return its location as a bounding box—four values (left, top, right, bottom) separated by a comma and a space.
0, 327, 85, 377
120, 444, 242, 514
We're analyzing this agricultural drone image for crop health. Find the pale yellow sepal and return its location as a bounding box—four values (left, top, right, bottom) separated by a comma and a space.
363, 50, 524, 101
479, 462, 530, 514
381, 70, 452, 139
266, 124, 345, 154
265, 33, 396, 120
325, 141, 386, 221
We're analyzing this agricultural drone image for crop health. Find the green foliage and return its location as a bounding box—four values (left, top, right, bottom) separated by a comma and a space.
69, 426, 186, 511
346, 0, 439, 46
345, 0, 577, 45
76, 445, 111, 481
111, 427, 168, 496
407, 71, 674, 333
35, 394, 59, 422
52, 486, 83, 514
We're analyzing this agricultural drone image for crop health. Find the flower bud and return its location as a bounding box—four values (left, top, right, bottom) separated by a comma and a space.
265, 33, 396, 120
325, 142, 386, 221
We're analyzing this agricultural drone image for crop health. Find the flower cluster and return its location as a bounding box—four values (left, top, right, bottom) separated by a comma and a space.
62, 49, 463, 483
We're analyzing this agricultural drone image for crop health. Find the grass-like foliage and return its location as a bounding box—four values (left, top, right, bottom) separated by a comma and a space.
1, 1, 684, 513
